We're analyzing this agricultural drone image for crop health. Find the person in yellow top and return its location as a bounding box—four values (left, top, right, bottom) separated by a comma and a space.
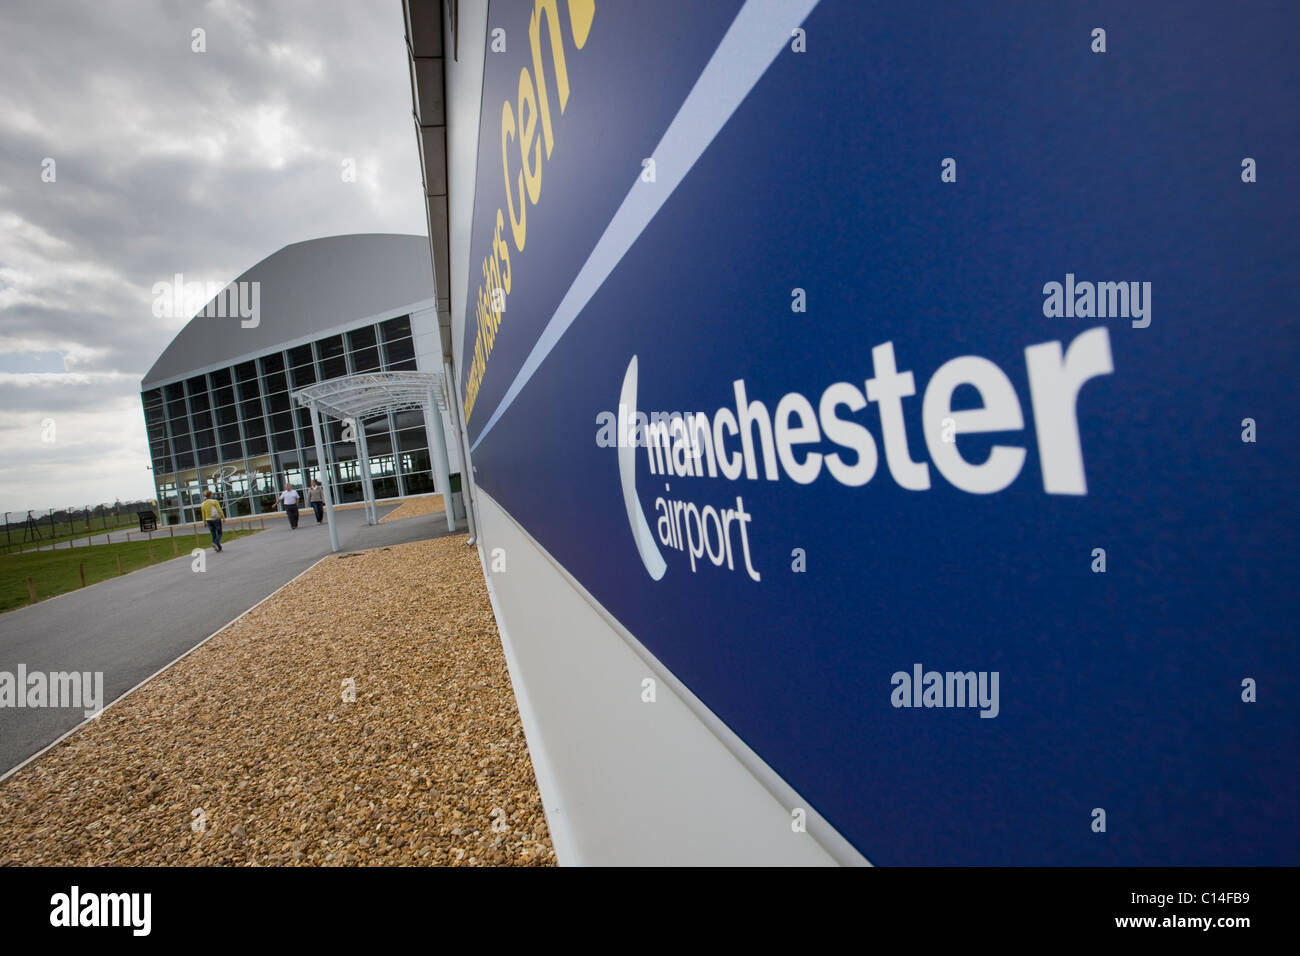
200, 489, 225, 552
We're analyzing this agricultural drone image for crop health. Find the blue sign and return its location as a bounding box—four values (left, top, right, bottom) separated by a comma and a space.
460, 0, 1299, 864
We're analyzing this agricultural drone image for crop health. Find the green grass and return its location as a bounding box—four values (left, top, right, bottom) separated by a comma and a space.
0, 528, 262, 613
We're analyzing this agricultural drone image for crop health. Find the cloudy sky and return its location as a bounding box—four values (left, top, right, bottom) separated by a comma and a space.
0, 0, 426, 515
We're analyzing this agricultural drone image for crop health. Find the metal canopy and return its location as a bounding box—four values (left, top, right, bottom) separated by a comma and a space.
292, 371, 446, 421
291, 370, 456, 552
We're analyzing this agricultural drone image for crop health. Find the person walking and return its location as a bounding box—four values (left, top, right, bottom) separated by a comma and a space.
307, 478, 326, 524
200, 489, 225, 552
276, 481, 301, 529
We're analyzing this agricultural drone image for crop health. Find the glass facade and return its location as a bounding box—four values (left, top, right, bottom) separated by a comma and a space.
142, 316, 435, 525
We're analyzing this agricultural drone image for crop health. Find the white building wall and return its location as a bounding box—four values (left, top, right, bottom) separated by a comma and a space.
410, 305, 462, 476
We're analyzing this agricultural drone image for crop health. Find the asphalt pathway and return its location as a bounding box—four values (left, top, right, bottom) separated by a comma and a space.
0, 505, 459, 776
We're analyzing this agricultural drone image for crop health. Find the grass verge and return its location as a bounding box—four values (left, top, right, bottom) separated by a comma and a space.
0, 529, 261, 612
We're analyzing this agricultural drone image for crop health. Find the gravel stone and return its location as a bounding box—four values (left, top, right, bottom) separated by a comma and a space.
379, 495, 445, 524
0, 534, 554, 866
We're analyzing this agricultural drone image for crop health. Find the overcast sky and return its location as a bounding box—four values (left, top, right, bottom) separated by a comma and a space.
0, 0, 426, 515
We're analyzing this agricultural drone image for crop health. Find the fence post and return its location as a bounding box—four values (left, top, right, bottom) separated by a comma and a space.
26, 577, 36, 603
115, 554, 123, 576
79, 563, 86, 588
172, 536, 178, 555
148, 540, 155, 563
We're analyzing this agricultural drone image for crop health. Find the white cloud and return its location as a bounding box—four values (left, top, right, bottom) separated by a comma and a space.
0, 0, 426, 512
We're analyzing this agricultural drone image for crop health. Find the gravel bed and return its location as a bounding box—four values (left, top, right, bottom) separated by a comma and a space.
0, 534, 554, 866
379, 495, 445, 523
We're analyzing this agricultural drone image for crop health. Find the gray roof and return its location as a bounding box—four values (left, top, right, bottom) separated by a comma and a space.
141, 233, 435, 389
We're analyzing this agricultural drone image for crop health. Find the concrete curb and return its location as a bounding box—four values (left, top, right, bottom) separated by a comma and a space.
0, 552, 332, 785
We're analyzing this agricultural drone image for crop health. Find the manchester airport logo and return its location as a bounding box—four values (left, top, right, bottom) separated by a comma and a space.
603, 326, 1115, 582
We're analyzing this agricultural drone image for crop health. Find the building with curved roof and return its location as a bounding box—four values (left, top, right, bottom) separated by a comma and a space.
140, 233, 460, 524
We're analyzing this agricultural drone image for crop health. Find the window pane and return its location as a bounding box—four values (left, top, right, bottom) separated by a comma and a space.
397, 427, 426, 451
404, 471, 435, 495
383, 336, 415, 368
235, 362, 260, 399
287, 344, 314, 369
318, 335, 347, 379
400, 449, 432, 473
348, 327, 381, 372
187, 378, 210, 408
144, 393, 167, 445
379, 316, 411, 342
332, 433, 357, 458
290, 360, 316, 389
352, 346, 381, 372
362, 429, 392, 454
348, 326, 377, 351
296, 408, 315, 448
393, 409, 423, 429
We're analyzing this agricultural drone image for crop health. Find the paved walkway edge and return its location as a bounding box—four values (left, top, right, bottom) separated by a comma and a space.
0, 553, 332, 785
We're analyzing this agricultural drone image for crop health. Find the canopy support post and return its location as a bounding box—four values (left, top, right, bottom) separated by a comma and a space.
357, 420, 378, 526
425, 386, 456, 533
442, 360, 478, 546
308, 399, 340, 553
